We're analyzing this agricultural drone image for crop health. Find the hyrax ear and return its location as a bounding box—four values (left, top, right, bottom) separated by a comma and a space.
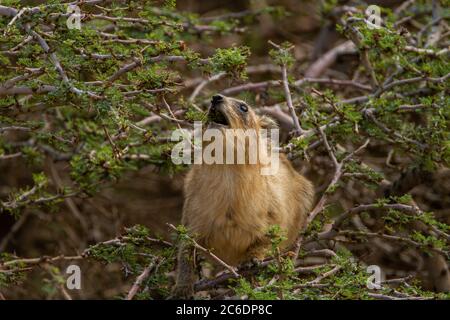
259, 115, 278, 129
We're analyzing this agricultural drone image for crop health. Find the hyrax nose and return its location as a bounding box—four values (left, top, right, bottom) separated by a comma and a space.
211, 94, 224, 107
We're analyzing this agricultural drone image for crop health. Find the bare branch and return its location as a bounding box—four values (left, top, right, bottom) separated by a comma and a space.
167, 224, 239, 278
126, 262, 155, 300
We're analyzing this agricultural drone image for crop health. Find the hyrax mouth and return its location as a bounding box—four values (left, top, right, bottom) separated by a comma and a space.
208, 95, 229, 126
208, 106, 229, 126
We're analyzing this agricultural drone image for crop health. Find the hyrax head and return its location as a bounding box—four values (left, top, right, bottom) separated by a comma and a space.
207, 94, 276, 130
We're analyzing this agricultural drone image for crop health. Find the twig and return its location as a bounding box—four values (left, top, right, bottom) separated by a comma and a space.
293, 265, 341, 293
23, 23, 101, 99
425, 0, 442, 47
0, 84, 56, 96
292, 137, 370, 260
1, 255, 83, 268
0, 152, 22, 160
221, 80, 280, 96
368, 291, 432, 300
382, 73, 450, 92
43, 264, 73, 300
185, 64, 280, 89
294, 264, 330, 274
167, 224, 239, 278
383, 275, 414, 284
404, 46, 449, 57
108, 58, 141, 83
189, 72, 225, 102
0, 126, 31, 133
126, 262, 155, 300
220, 77, 370, 96
318, 126, 338, 168
0, 211, 30, 251
49, 162, 89, 234
314, 202, 450, 249
363, 108, 427, 150
161, 97, 186, 131
294, 78, 372, 91
305, 41, 356, 78
3, 7, 27, 35
1, 68, 44, 89
345, 22, 379, 88
268, 40, 304, 135
394, 0, 416, 15
281, 64, 303, 135
328, 230, 447, 256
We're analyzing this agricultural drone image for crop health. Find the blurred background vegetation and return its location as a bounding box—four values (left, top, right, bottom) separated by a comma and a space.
0, 0, 449, 299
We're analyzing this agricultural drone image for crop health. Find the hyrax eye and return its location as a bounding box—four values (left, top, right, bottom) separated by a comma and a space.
239, 103, 248, 112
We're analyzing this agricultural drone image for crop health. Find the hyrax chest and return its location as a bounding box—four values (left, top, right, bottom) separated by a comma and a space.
185, 168, 270, 264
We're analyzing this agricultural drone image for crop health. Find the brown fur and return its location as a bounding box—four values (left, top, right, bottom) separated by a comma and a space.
172, 95, 314, 298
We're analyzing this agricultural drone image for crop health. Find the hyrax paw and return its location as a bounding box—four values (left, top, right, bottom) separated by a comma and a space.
243, 257, 263, 269
250, 257, 263, 267
168, 285, 194, 300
